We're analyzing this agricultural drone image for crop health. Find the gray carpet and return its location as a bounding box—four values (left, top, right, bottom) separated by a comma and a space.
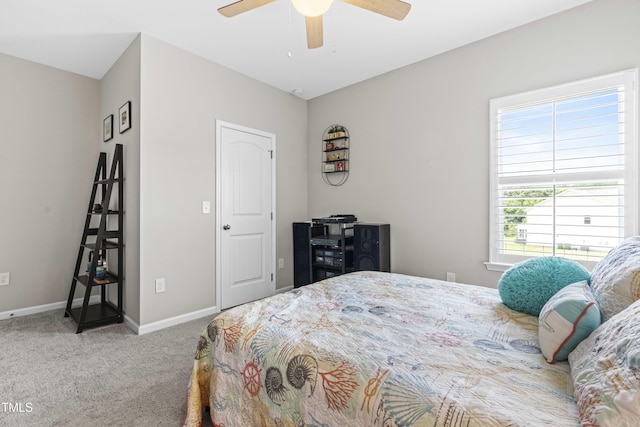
0, 309, 216, 427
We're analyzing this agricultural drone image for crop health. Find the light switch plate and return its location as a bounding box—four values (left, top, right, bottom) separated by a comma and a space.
202, 201, 211, 214
155, 277, 166, 293
0, 272, 9, 286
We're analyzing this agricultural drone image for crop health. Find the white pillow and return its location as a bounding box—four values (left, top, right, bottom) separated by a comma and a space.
538, 280, 600, 363
590, 236, 640, 321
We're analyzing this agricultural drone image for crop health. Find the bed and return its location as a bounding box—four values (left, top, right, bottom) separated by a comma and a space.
183, 271, 583, 426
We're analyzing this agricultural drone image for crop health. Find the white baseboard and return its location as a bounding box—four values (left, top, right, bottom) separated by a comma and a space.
0, 295, 101, 321
1, 298, 217, 337
133, 288, 292, 335
276, 285, 293, 294
134, 306, 218, 335
123, 314, 139, 334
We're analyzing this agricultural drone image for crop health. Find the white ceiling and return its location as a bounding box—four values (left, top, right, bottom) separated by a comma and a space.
0, 0, 593, 99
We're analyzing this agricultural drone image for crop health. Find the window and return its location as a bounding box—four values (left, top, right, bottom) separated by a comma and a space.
488, 70, 638, 271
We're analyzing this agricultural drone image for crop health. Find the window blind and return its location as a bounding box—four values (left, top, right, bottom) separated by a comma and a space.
488, 70, 637, 269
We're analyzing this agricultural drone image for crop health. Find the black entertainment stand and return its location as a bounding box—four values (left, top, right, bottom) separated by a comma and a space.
310, 222, 355, 282
293, 221, 354, 288
293, 220, 390, 288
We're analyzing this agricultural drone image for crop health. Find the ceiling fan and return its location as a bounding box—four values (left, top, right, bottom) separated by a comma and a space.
218, 0, 411, 49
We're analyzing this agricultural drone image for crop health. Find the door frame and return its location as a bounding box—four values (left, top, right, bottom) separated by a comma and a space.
215, 120, 276, 310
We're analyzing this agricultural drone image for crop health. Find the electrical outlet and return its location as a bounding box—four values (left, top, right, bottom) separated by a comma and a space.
278, 258, 284, 269
446, 272, 456, 282
155, 277, 166, 293
0, 272, 9, 286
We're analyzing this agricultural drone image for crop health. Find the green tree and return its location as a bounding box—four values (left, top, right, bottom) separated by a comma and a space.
503, 189, 553, 237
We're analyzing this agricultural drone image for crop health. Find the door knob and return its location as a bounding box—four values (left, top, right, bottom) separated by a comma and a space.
223, 224, 231, 230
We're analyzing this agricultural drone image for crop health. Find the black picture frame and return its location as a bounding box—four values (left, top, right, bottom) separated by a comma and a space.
119, 101, 131, 134
103, 114, 113, 142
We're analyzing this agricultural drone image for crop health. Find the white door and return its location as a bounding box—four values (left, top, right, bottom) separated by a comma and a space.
216, 121, 275, 310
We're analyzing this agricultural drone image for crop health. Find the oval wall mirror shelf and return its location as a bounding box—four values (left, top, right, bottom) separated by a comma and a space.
322, 124, 350, 186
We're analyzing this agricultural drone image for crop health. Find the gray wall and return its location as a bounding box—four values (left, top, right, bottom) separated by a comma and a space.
138, 35, 308, 325
0, 53, 100, 313
307, 0, 640, 287
99, 36, 142, 324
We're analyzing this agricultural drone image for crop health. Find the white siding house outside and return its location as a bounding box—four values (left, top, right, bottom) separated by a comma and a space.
516, 188, 623, 252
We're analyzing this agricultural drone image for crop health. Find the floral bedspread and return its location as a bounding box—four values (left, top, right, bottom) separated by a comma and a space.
183, 271, 578, 426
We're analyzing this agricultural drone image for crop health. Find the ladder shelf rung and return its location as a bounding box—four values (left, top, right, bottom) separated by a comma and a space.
66, 303, 122, 329
81, 242, 124, 252
85, 229, 120, 238
81, 241, 120, 250
74, 273, 120, 287
94, 178, 121, 185
87, 210, 120, 215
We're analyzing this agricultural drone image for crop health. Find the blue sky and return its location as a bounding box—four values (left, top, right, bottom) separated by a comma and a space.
497, 87, 623, 177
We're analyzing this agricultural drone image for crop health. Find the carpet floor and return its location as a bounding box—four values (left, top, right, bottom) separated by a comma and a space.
0, 309, 216, 427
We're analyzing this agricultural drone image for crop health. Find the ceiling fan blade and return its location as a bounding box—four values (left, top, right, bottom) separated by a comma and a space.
340, 0, 411, 20
305, 15, 323, 49
218, 0, 276, 17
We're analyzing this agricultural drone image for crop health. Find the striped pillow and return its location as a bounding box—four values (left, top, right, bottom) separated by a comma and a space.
538, 280, 600, 363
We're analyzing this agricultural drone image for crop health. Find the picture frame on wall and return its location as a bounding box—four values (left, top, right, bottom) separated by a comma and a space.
103, 114, 113, 142
119, 101, 131, 134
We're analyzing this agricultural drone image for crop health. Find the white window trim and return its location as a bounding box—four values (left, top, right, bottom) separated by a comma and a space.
486, 69, 639, 272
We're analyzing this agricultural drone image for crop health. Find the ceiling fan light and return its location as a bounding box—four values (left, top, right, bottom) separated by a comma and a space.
291, 0, 333, 17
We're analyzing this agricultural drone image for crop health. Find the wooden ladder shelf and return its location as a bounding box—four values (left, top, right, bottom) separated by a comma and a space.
65, 144, 124, 333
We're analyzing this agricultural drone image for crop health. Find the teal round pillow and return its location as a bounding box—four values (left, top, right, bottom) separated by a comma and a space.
498, 257, 591, 316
